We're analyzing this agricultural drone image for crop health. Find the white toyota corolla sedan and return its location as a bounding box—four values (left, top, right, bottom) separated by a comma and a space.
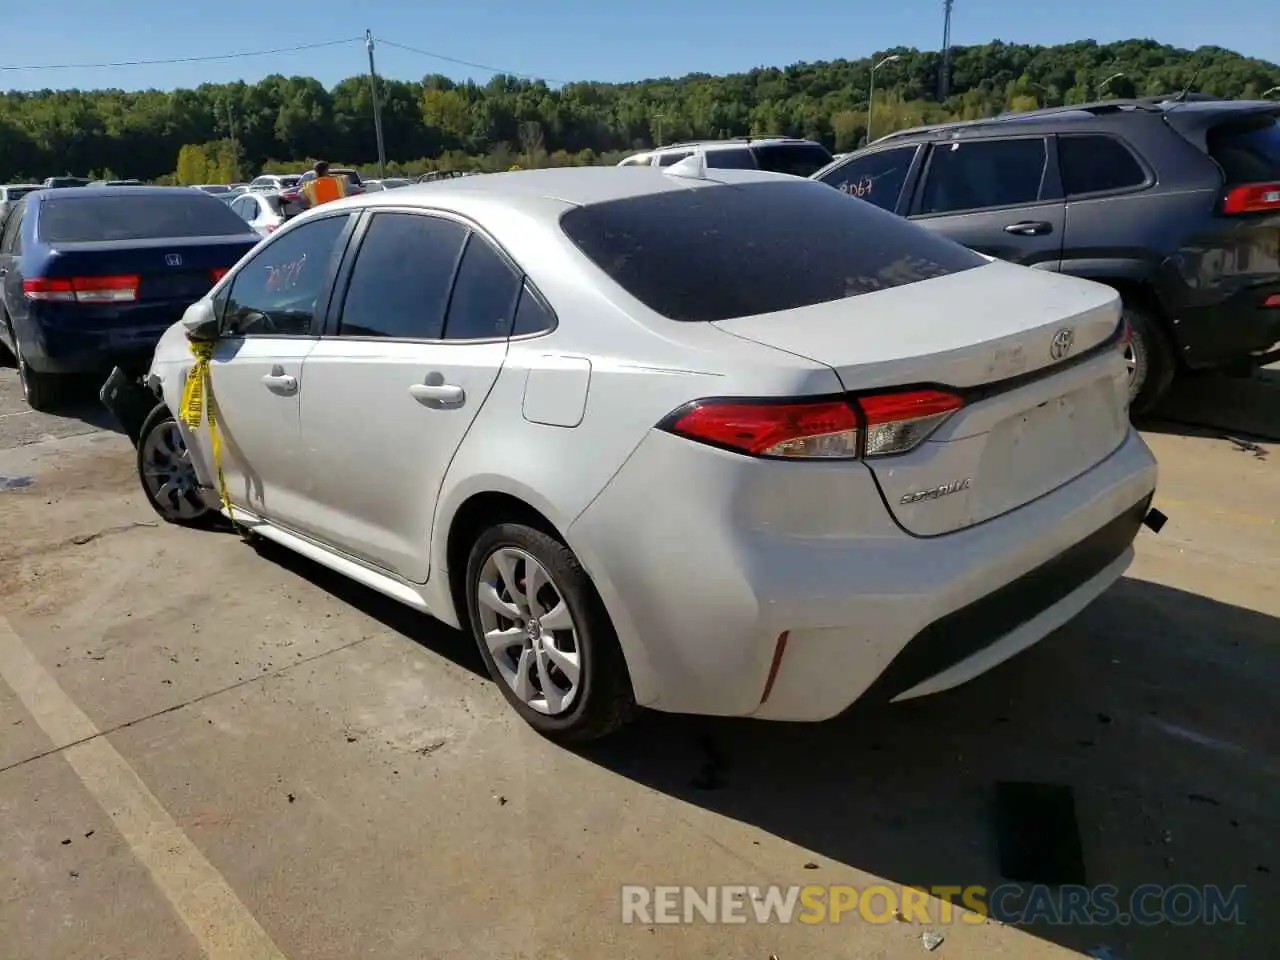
103, 160, 1160, 742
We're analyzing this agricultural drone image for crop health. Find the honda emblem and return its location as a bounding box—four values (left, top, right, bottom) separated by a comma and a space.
164, 253, 183, 267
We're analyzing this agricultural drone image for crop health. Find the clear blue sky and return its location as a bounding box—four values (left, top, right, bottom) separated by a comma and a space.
2, 0, 1276, 92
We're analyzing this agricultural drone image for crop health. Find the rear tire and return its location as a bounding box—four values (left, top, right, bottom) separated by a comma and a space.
15, 344, 63, 413
1124, 304, 1174, 415
136, 403, 217, 528
465, 522, 635, 743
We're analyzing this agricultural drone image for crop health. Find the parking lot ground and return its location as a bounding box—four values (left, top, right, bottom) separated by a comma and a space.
1, 365, 1278, 960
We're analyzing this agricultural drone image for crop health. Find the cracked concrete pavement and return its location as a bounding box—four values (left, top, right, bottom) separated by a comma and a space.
1, 364, 1277, 959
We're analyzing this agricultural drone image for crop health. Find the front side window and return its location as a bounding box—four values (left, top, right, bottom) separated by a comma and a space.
919, 138, 1048, 216
1058, 135, 1148, 196
442, 234, 523, 340
222, 214, 351, 337
560, 179, 985, 323
817, 146, 920, 211
336, 212, 468, 339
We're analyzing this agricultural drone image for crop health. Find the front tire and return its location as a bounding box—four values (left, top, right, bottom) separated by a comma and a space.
465, 523, 635, 743
136, 403, 216, 527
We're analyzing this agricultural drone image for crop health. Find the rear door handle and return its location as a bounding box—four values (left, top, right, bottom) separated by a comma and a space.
261, 373, 297, 394
1003, 220, 1053, 236
408, 382, 465, 406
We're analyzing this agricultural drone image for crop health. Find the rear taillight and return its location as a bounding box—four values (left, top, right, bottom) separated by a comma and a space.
210, 268, 229, 283
1223, 182, 1280, 215
660, 389, 964, 460
23, 274, 139, 303
857, 390, 965, 457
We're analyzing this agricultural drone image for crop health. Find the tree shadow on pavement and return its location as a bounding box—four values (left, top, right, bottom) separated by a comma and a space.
580, 578, 1280, 960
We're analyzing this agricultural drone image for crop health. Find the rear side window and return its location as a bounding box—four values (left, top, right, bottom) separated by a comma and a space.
36, 193, 253, 242
1058, 135, 1148, 196
442, 234, 522, 340
559, 180, 985, 323
752, 143, 834, 178
707, 148, 756, 170
1207, 114, 1280, 184
919, 138, 1048, 215
657, 152, 693, 167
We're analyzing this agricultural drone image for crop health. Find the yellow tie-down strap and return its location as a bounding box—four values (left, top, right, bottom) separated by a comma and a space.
177, 341, 241, 532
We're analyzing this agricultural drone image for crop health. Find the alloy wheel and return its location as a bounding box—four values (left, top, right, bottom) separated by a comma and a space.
140, 419, 206, 521
474, 547, 581, 715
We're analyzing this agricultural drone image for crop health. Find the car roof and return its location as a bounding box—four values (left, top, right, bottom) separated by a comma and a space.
339, 165, 795, 213
31, 185, 225, 201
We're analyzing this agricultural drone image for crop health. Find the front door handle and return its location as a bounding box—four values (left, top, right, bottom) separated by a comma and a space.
1003, 220, 1053, 236
261, 373, 297, 394
408, 382, 465, 406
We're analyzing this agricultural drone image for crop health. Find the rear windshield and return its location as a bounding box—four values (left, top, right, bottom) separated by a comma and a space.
4, 187, 38, 201
37, 193, 255, 243
560, 180, 986, 323
1207, 113, 1280, 183
752, 143, 835, 177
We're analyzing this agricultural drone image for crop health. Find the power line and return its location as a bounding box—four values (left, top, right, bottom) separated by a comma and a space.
374, 38, 567, 85
0, 37, 362, 72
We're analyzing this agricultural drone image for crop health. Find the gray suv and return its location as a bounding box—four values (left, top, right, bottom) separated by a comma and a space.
812, 97, 1280, 412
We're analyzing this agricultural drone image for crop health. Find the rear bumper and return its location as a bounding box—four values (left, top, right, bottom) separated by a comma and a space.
14, 312, 176, 375
568, 427, 1158, 720
1171, 280, 1280, 370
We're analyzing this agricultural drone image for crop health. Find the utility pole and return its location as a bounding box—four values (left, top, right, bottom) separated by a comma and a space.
365, 29, 387, 179
938, 0, 954, 101
653, 113, 664, 147
226, 101, 240, 181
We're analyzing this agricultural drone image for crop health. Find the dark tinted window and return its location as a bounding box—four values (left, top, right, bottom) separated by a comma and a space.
752, 143, 835, 177
1058, 135, 1147, 195
818, 146, 919, 211
338, 213, 467, 339
1207, 114, 1280, 183
512, 283, 555, 336
223, 214, 350, 337
707, 148, 757, 170
37, 193, 254, 243
919, 138, 1047, 215
5, 187, 38, 202
657, 152, 693, 167
443, 234, 522, 340
560, 180, 985, 323
231, 196, 255, 220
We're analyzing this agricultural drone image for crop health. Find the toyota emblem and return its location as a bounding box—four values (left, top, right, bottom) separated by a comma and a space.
164, 253, 183, 267
1049, 327, 1075, 361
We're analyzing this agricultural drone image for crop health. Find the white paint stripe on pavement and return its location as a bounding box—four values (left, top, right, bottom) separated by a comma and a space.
0, 615, 288, 960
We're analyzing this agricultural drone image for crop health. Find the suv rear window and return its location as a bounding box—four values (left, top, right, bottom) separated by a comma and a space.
37, 193, 255, 243
752, 143, 835, 178
560, 180, 985, 323
1207, 113, 1280, 184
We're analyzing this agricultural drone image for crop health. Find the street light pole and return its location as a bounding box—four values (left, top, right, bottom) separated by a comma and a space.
365, 29, 387, 179
867, 54, 901, 145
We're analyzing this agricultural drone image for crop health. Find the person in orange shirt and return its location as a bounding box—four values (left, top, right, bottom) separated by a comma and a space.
299, 160, 348, 208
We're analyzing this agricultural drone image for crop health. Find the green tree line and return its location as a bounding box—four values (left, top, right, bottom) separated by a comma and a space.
2, 37, 1278, 183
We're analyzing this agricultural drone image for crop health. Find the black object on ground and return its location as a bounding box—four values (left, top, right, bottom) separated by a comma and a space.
993, 781, 1087, 885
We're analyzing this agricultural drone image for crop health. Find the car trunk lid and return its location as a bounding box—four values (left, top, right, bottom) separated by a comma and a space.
712, 261, 1130, 536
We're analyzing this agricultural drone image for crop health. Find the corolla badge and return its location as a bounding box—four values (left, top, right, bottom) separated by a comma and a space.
1049, 327, 1075, 361
900, 478, 972, 505
164, 253, 183, 267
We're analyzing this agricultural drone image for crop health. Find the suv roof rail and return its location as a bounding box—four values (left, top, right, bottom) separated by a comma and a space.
868, 98, 1180, 146
660, 135, 798, 149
